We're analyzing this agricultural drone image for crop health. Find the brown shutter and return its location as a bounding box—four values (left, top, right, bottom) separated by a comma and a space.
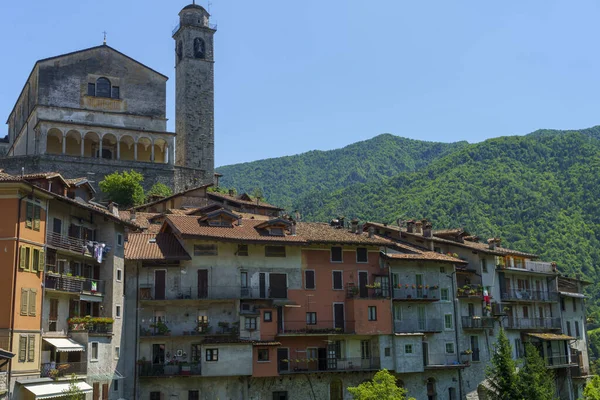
102, 383, 109, 400
20, 289, 28, 315
49, 299, 58, 320
25, 203, 33, 228
33, 205, 41, 231
27, 335, 35, 362
18, 335, 27, 362
19, 247, 26, 269
93, 383, 100, 400
29, 289, 37, 316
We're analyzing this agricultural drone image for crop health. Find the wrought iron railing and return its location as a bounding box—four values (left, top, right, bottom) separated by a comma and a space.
138, 362, 201, 377
280, 357, 380, 373
139, 285, 287, 301
461, 316, 495, 329
500, 289, 558, 302
503, 317, 561, 330
41, 361, 87, 378
394, 318, 442, 333
45, 274, 104, 295
278, 320, 352, 335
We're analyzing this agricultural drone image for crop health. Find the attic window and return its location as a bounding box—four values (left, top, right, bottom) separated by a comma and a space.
207, 216, 231, 227
269, 228, 284, 236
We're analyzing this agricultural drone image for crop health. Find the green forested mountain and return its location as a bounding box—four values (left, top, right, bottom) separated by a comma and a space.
217, 134, 468, 209
219, 125, 600, 317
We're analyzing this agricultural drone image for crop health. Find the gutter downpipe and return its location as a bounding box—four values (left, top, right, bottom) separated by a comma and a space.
448, 267, 464, 399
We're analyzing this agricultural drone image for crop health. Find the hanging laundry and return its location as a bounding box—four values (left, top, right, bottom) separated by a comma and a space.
91, 281, 98, 292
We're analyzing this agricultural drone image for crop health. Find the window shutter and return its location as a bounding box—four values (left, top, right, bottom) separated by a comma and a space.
93, 383, 100, 400
39, 250, 45, 272
32, 249, 38, 272
27, 335, 35, 362
19, 247, 26, 269
33, 206, 41, 231
19, 335, 27, 362
102, 383, 109, 400
29, 289, 37, 316
25, 203, 33, 228
20, 288, 28, 315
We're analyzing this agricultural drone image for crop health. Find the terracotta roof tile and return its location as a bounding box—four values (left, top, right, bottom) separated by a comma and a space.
526, 333, 575, 341
207, 192, 283, 210
295, 222, 396, 246
125, 233, 191, 261
382, 251, 467, 264
118, 211, 161, 230
132, 183, 213, 210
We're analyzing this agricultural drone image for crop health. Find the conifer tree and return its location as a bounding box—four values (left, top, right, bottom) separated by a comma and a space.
485, 328, 520, 400
583, 376, 600, 400
517, 344, 556, 400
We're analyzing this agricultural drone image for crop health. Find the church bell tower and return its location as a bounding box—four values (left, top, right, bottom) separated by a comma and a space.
173, 3, 216, 179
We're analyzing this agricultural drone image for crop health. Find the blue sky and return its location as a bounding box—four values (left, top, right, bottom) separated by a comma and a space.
2, 1, 600, 167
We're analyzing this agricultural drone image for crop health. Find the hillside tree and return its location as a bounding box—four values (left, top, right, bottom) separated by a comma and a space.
146, 182, 173, 200
99, 170, 145, 208
517, 344, 556, 400
347, 369, 415, 400
485, 328, 520, 400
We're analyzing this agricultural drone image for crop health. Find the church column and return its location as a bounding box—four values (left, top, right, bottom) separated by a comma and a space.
80, 135, 85, 157
151, 140, 155, 163
62, 132, 66, 154
169, 138, 175, 165
98, 135, 103, 159
117, 138, 121, 160
134, 138, 138, 161
164, 145, 169, 164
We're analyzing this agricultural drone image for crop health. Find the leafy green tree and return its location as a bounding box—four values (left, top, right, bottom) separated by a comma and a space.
99, 170, 145, 208
146, 182, 173, 200
517, 344, 556, 400
584, 376, 600, 400
347, 369, 415, 400
61, 374, 84, 400
486, 328, 520, 400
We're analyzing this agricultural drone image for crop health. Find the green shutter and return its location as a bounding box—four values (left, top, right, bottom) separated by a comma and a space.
27, 335, 35, 362
19, 247, 26, 269
20, 288, 28, 316
29, 289, 37, 316
25, 203, 33, 229
39, 250, 45, 273
33, 206, 41, 231
32, 249, 39, 272
18, 335, 26, 362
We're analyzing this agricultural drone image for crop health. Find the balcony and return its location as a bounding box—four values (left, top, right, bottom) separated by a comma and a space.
497, 260, 556, 274
394, 319, 442, 333
68, 317, 113, 334
139, 285, 287, 301
392, 287, 440, 301
138, 362, 202, 378
46, 232, 95, 258
45, 274, 104, 295
346, 285, 390, 299
139, 321, 238, 337
41, 361, 87, 378
461, 316, 495, 330
501, 289, 558, 302
456, 285, 484, 299
545, 354, 578, 368
280, 357, 380, 374
503, 317, 561, 330
425, 353, 468, 369
277, 320, 352, 335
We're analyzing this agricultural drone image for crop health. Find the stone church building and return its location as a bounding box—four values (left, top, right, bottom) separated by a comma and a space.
1, 4, 216, 193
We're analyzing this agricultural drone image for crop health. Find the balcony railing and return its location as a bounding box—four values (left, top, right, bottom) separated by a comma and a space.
68, 318, 113, 334
278, 320, 352, 335
346, 285, 390, 299
425, 353, 466, 368
46, 232, 94, 257
45, 274, 104, 295
139, 322, 238, 337
394, 319, 442, 333
139, 285, 287, 301
457, 287, 484, 299
501, 289, 558, 302
138, 362, 202, 377
503, 317, 561, 330
392, 287, 440, 301
545, 354, 577, 368
41, 361, 87, 378
280, 357, 380, 374
498, 260, 555, 274
461, 316, 495, 330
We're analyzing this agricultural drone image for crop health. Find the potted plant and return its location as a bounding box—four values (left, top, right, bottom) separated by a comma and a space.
48, 368, 60, 380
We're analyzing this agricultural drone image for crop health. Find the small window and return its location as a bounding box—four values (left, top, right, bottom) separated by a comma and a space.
356, 248, 368, 263
194, 37, 206, 59
440, 266, 445, 274
269, 227, 284, 236
306, 312, 317, 325
444, 314, 453, 330
206, 348, 219, 361
116, 269, 122, 282
237, 244, 248, 256
96, 77, 111, 98
566, 321, 572, 337
113, 379, 119, 392
481, 259, 488, 273
368, 306, 377, 321
404, 344, 413, 354
331, 247, 343, 262
384, 347, 391, 357
305, 270, 315, 289
115, 347, 120, 359
177, 41, 183, 62
332, 271, 343, 290
240, 271, 248, 288
87, 83, 96, 96
445, 342, 455, 354
561, 297, 566, 311
91, 342, 99, 360
440, 288, 449, 301
258, 349, 269, 362
265, 246, 286, 257
575, 321, 581, 338
188, 391, 199, 400
117, 233, 123, 247
194, 244, 218, 256
263, 311, 272, 322
116, 305, 121, 318
245, 317, 257, 330
150, 392, 161, 400
111, 86, 120, 99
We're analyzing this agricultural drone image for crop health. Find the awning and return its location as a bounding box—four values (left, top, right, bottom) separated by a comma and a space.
88, 368, 125, 382
43, 338, 85, 352
394, 333, 425, 336
526, 333, 575, 341
80, 294, 103, 303
559, 291, 586, 299
24, 381, 92, 399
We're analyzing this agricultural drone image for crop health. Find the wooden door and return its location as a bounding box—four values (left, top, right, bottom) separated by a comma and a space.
197, 269, 208, 299
269, 273, 287, 299
333, 303, 344, 331
154, 270, 166, 300
102, 383, 108, 400
358, 272, 368, 298
93, 382, 100, 400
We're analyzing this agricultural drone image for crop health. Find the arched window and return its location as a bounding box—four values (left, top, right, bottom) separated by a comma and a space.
194, 38, 205, 59
177, 41, 183, 62
96, 78, 111, 98
329, 379, 343, 400
426, 378, 437, 400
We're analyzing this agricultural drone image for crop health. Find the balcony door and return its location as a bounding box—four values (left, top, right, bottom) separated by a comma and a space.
358, 272, 368, 298
152, 344, 165, 365
277, 348, 289, 372
470, 336, 480, 362
269, 273, 287, 299
53, 218, 62, 234
416, 274, 424, 297
417, 305, 426, 330
423, 342, 429, 366
197, 269, 208, 299
333, 303, 345, 331
259, 273, 267, 298
154, 270, 166, 300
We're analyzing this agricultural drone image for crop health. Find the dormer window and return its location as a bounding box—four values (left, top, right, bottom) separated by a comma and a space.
87, 77, 120, 99
269, 227, 284, 236
208, 217, 231, 227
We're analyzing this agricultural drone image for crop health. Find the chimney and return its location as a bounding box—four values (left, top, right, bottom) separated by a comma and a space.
406, 220, 415, 233
338, 216, 345, 229
368, 226, 375, 239
488, 238, 496, 250
129, 210, 137, 221
238, 217, 243, 226
423, 223, 432, 238
290, 223, 297, 236
495, 238, 502, 248
357, 223, 363, 234
397, 218, 402, 228
415, 221, 423, 235
351, 219, 358, 234
108, 202, 119, 217
229, 189, 235, 197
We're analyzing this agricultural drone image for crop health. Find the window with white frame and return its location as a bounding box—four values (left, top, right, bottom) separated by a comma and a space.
444, 314, 453, 330
205, 349, 218, 361
445, 342, 455, 354
404, 344, 413, 354
440, 288, 449, 301
245, 317, 257, 330
91, 342, 99, 360
117, 233, 123, 247
332, 271, 343, 290
116, 269, 122, 282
